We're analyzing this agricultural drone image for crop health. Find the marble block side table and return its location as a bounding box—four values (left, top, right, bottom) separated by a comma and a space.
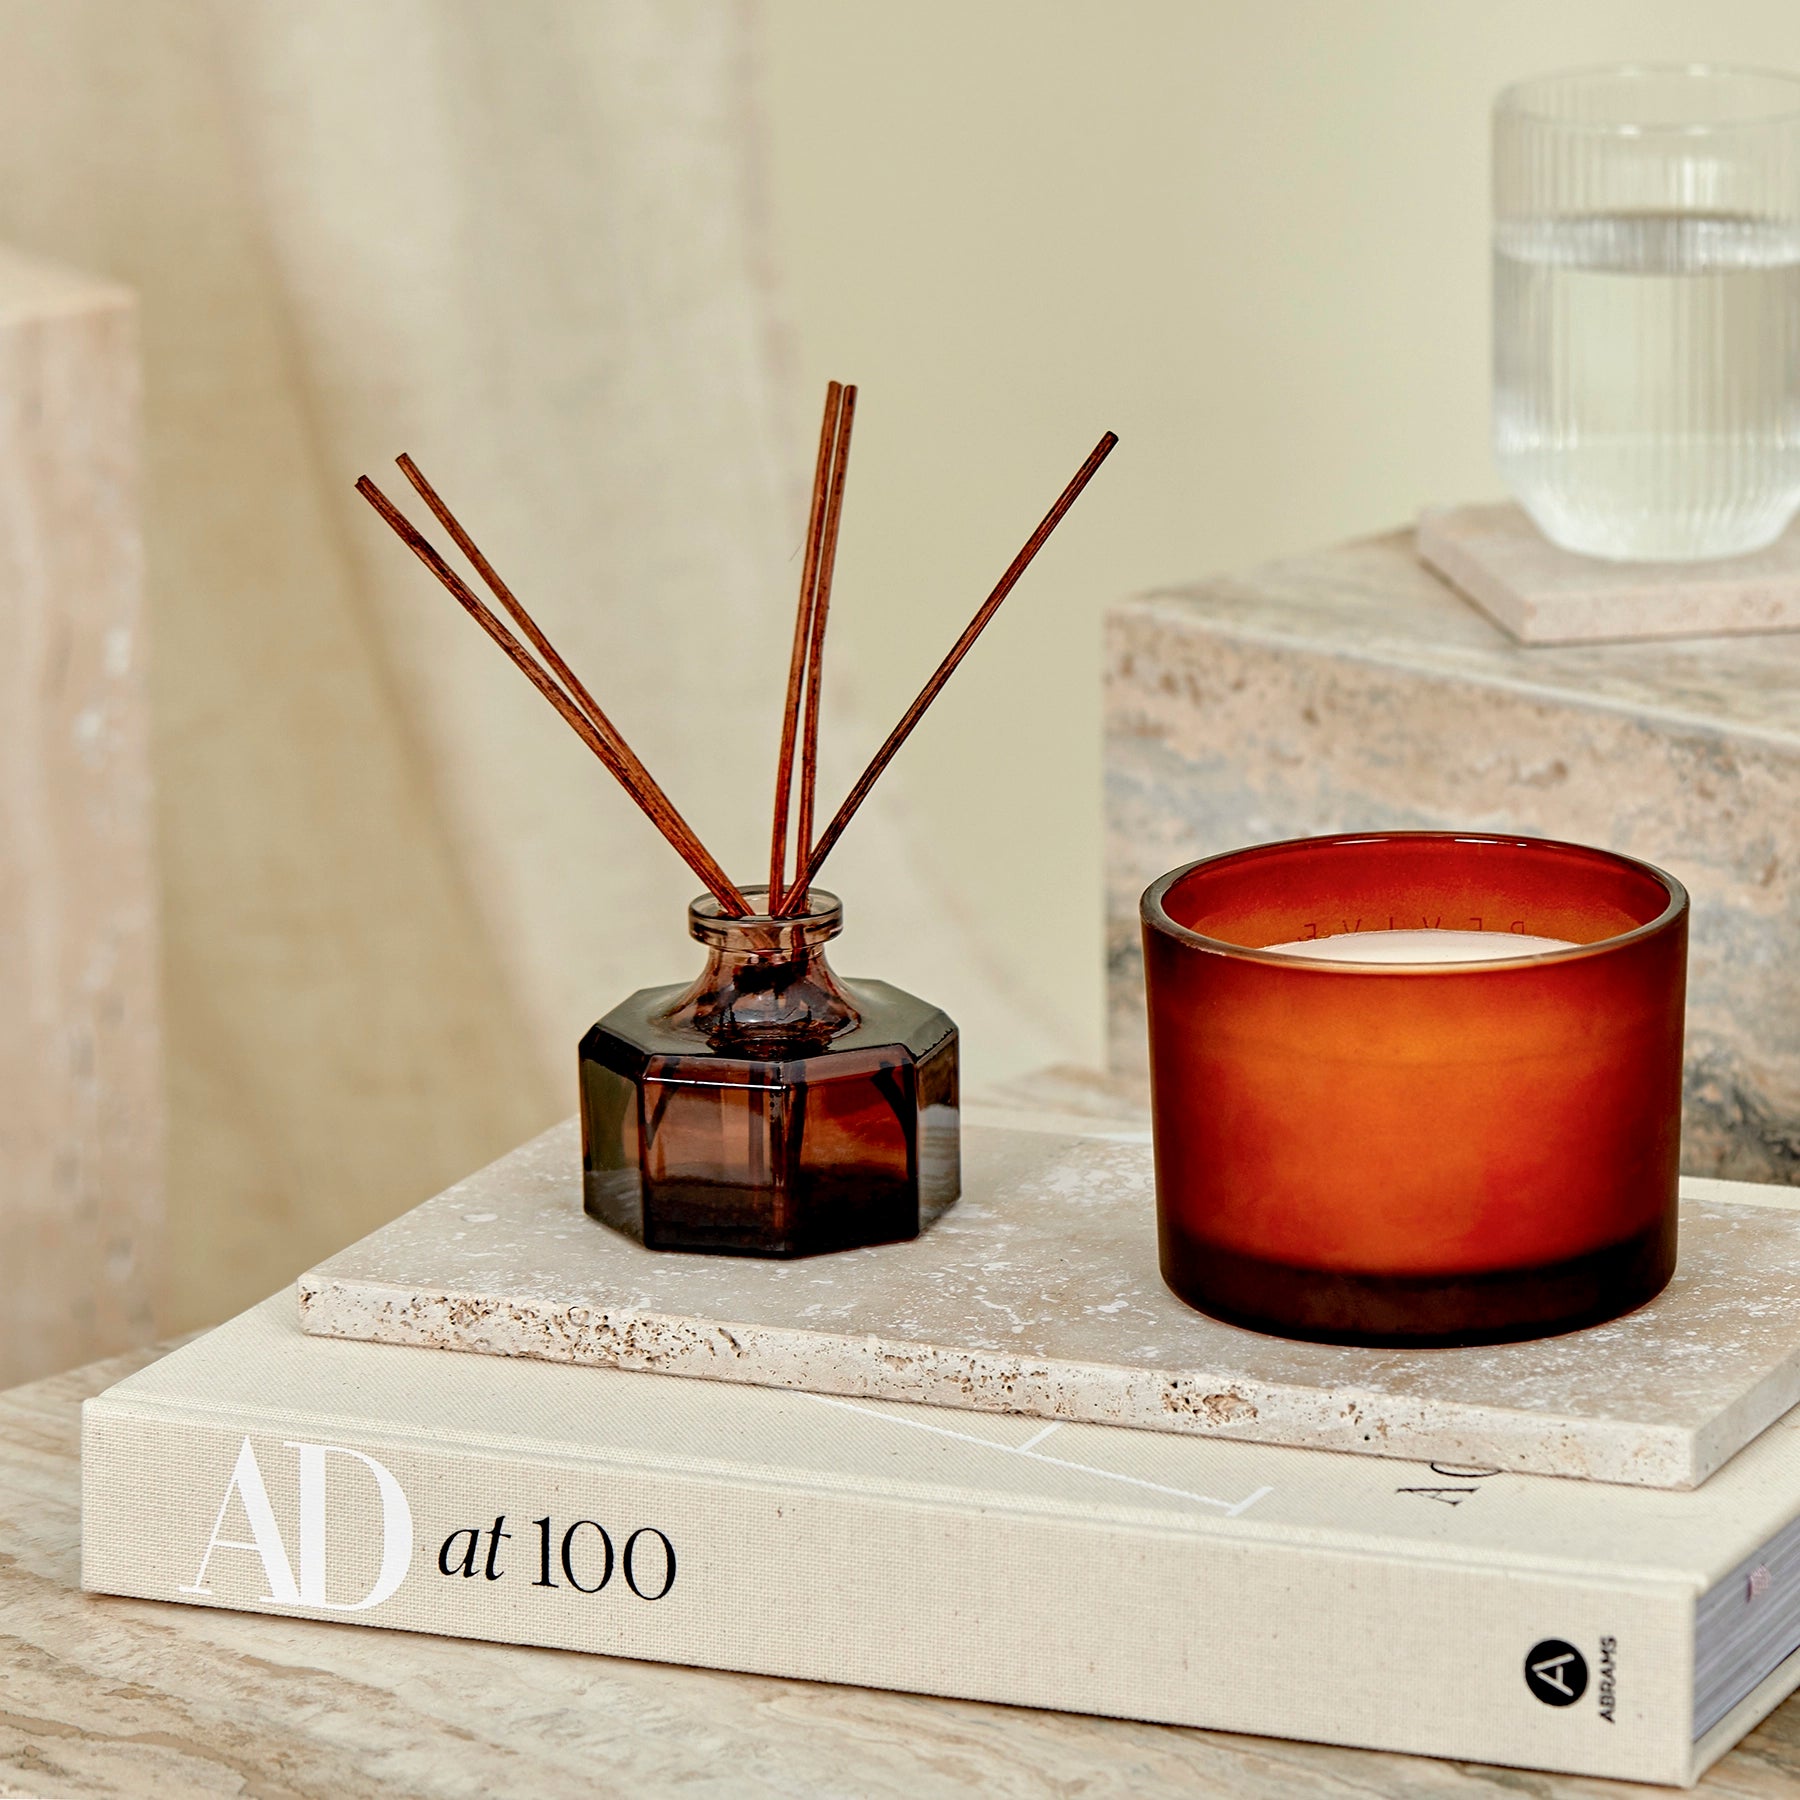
1104, 530, 1800, 1185
0, 246, 159, 1386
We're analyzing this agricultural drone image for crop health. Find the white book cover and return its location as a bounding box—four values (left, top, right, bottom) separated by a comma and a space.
81, 1294, 1800, 1786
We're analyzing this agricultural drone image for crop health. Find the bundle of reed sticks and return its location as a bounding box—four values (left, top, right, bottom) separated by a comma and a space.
357, 387, 1115, 921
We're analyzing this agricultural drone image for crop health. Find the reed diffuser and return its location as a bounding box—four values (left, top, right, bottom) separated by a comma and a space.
358, 386, 1115, 1257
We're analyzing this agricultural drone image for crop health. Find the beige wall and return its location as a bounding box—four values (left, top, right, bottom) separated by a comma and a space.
762, 0, 1800, 1071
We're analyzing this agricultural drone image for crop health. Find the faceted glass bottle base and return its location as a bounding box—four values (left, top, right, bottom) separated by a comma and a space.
580, 977, 959, 1259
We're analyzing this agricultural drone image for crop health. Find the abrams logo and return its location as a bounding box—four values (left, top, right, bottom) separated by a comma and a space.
1524, 1636, 1617, 1720
1524, 1639, 1588, 1706
1598, 1636, 1618, 1721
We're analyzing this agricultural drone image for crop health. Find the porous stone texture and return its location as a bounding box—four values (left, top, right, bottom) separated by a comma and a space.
1105, 530, 1800, 1185
300, 1116, 1800, 1489
1419, 502, 1800, 645
0, 247, 159, 1385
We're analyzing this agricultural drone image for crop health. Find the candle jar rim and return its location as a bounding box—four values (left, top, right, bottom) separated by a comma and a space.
1140, 830, 1687, 974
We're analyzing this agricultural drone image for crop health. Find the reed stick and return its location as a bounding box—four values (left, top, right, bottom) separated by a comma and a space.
768, 382, 844, 912
356, 474, 749, 915
795, 384, 857, 885
783, 429, 1118, 909
390, 455, 741, 912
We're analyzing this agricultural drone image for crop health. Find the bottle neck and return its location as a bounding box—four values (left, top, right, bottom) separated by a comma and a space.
659, 887, 859, 1047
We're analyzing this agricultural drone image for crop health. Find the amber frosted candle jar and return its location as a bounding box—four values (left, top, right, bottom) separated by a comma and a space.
1141, 832, 1688, 1346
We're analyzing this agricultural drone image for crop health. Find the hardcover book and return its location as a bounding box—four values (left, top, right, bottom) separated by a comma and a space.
82, 1292, 1800, 1786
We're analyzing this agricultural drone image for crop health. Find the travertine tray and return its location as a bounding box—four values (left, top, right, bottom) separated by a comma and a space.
298, 1111, 1800, 1488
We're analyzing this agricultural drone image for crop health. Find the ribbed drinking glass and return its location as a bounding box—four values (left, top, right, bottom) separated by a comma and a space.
1494, 65, 1800, 561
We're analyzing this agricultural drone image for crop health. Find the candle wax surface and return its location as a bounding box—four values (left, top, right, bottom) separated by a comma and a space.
1258, 928, 1576, 964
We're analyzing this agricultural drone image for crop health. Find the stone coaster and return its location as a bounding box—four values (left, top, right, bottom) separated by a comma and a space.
298, 1113, 1800, 1489
1417, 501, 1800, 644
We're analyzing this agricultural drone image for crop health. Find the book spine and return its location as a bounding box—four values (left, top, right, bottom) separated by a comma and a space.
81, 1399, 1695, 1785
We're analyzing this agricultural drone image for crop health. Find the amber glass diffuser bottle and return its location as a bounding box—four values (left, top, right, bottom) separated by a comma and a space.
359, 384, 1114, 1260
1141, 831, 1688, 1346
581, 887, 958, 1257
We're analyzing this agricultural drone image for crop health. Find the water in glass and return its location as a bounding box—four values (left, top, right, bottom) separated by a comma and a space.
1495, 210, 1800, 560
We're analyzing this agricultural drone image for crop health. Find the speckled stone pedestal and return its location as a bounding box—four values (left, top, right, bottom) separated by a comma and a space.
299, 1113, 1800, 1489
1418, 502, 1800, 645
1105, 529, 1800, 1185
0, 247, 159, 1386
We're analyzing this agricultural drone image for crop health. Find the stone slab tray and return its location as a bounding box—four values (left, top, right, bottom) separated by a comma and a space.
297, 1113, 1800, 1489
1417, 501, 1800, 645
